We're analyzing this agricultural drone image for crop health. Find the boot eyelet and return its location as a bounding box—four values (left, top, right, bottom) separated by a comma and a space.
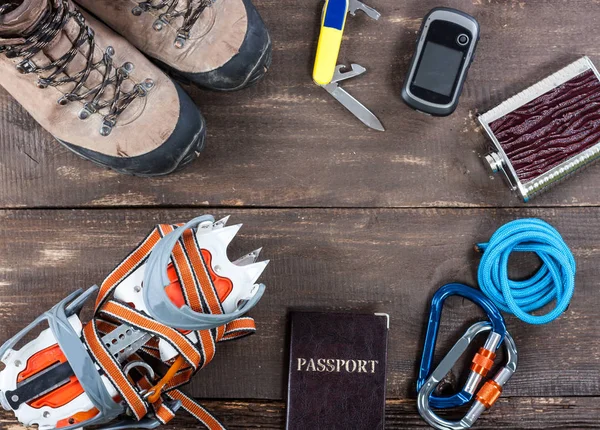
119, 62, 135, 78
78, 102, 97, 120
100, 118, 116, 136
3, 6, 157, 146
132, 1, 151, 16
16, 59, 36, 74
174, 38, 185, 49
143, 78, 154, 90
173, 29, 190, 49
35, 77, 50, 90
137, 78, 154, 97
153, 19, 165, 31
100, 124, 113, 136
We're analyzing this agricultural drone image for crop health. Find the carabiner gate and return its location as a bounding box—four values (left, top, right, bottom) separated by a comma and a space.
417, 283, 507, 408
417, 321, 518, 430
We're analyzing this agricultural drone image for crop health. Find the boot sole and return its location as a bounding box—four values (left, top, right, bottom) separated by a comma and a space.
55, 126, 206, 177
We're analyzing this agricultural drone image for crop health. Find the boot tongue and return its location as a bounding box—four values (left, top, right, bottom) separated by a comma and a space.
0, 0, 50, 37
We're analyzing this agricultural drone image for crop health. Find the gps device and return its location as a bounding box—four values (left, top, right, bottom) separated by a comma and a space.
401, 7, 479, 116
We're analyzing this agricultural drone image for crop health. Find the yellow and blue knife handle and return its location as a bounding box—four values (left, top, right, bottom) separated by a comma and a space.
313, 0, 349, 85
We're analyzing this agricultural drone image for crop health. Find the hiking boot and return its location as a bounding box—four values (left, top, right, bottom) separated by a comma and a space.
0, 0, 206, 176
74, 0, 272, 91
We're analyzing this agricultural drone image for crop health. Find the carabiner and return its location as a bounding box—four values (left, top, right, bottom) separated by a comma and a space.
417, 283, 507, 408
417, 321, 518, 430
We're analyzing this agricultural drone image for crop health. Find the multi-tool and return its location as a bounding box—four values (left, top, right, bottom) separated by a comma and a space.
313, 0, 384, 131
0, 215, 268, 430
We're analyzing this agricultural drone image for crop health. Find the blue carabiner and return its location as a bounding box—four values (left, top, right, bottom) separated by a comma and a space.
417, 283, 507, 409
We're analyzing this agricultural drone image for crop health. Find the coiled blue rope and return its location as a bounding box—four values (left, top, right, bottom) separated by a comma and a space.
477, 218, 576, 325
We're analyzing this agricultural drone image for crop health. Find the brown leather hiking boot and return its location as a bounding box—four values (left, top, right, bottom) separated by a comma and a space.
74, 0, 272, 91
0, 0, 206, 176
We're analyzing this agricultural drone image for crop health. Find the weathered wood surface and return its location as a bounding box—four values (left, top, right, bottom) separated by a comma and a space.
2, 0, 600, 428
0, 208, 599, 402
1, 398, 598, 429
2, 0, 600, 208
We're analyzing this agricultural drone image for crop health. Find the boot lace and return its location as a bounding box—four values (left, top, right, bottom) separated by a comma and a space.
132, 0, 214, 49
0, 1, 22, 15
0, 0, 154, 136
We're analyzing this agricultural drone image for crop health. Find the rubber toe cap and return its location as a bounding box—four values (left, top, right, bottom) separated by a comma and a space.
58, 83, 206, 176
172, 0, 272, 91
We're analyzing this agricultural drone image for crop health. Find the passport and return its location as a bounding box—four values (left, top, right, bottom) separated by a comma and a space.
286, 312, 389, 430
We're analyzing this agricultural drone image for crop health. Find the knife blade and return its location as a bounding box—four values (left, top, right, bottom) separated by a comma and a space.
322, 83, 385, 131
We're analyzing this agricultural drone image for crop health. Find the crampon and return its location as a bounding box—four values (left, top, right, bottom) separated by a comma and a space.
0, 215, 268, 430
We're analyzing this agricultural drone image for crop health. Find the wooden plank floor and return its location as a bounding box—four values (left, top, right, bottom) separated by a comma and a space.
1, 0, 600, 429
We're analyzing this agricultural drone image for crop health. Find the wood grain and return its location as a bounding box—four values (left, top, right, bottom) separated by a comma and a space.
2, 0, 600, 208
1, 398, 598, 429
2, 1, 600, 428
0, 208, 598, 401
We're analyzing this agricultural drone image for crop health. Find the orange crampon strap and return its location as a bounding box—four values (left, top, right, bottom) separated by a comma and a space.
81, 223, 257, 429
